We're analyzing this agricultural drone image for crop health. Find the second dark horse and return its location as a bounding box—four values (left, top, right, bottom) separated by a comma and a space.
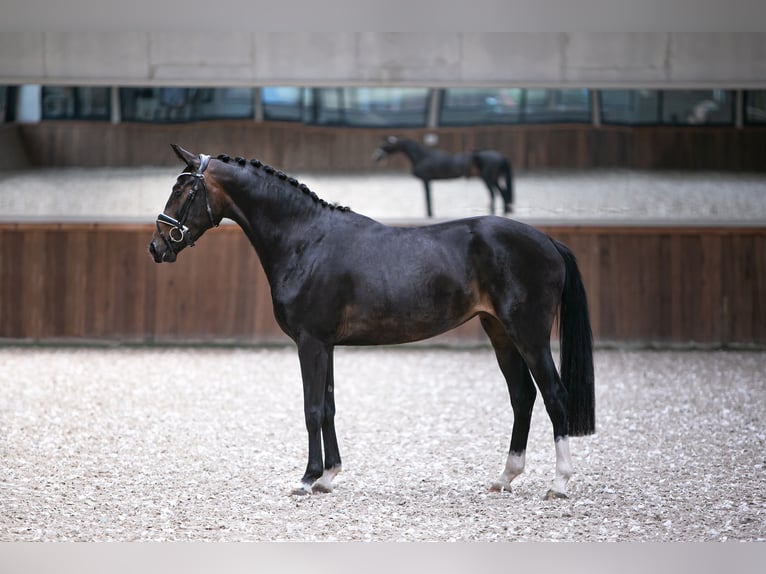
373, 136, 514, 217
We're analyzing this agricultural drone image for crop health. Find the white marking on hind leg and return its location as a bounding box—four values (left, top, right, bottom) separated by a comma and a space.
291, 482, 313, 496
490, 451, 525, 492
312, 465, 342, 494
547, 437, 573, 499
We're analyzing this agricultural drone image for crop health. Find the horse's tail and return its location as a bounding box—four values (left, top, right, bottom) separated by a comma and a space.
553, 240, 595, 436
472, 151, 514, 207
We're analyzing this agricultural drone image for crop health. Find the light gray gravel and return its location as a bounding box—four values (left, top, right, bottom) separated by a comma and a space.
1, 346, 764, 541
1, 168, 765, 223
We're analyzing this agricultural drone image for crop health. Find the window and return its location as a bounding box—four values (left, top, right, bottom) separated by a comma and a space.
601, 90, 735, 126
601, 90, 660, 124
262, 87, 311, 122
41, 87, 111, 120
661, 90, 734, 125
119, 87, 254, 122
342, 88, 430, 127
523, 89, 590, 123
0, 86, 6, 122
313, 88, 344, 125
262, 87, 430, 127
440, 88, 522, 125
744, 90, 766, 125
310, 87, 429, 127
440, 88, 589, 125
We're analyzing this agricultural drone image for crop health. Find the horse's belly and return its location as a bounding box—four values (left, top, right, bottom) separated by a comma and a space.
335, 290, 482, 346
337, 312, 467, 346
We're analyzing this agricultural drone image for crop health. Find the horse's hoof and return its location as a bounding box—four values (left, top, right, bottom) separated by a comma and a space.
489, 481, 512, 493
311, 482, 333, 494
544, 489, 568, 500
290, 485, 312, 496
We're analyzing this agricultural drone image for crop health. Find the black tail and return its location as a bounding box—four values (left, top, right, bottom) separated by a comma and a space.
553, 240, 595, 436
472, 151, 514, 208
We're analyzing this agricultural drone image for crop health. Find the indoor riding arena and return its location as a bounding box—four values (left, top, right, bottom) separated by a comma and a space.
1, 30, 765, 547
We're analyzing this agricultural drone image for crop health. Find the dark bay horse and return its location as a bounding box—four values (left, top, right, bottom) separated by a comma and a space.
149, 145, 595, 499
372, 136, 514, 218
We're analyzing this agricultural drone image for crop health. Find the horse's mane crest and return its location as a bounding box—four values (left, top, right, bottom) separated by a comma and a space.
216, 154, 351, 212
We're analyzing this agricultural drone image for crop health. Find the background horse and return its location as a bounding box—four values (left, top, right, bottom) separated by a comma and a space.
372, 136, 514, 217
149, 145, 594, 500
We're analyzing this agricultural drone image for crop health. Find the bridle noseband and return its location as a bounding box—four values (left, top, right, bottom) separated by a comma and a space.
156, 154, 218, 253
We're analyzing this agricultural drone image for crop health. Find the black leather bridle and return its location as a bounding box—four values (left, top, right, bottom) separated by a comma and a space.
156, 154, 218, 253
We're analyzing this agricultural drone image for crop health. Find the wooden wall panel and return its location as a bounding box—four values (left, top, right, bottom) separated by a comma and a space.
722, 234, 766, 344
15, 122, 766, 172
0, 124, 31, 170
0, 223, 764, 346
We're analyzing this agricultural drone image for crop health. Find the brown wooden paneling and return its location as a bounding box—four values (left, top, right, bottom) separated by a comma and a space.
721, 234, 766, 344
537, 225, 766, 346
15, 121, 766, 172
0, 124, 31, 170
1, 223, 764, 346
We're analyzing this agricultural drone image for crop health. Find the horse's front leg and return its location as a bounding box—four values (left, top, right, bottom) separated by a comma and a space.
292, 336, 333, 495
422, 180, 434, 217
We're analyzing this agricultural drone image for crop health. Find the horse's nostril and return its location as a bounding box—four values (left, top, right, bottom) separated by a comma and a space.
149, 241, 163, 262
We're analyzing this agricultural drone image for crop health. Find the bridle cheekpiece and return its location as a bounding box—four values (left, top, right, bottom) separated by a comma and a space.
156, 154, 218, 252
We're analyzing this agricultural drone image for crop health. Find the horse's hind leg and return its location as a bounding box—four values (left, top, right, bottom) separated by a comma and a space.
480, 176, 496, 214
481, 317, 536, 492
518, 343, 574, 499
312, 349, 342, 493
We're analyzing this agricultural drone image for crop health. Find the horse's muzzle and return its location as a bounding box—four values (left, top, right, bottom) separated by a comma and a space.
371, 148, 387, 162
148, 239, 176, 263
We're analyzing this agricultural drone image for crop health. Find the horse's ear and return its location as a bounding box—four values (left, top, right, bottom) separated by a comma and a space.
170, 144, 197, 167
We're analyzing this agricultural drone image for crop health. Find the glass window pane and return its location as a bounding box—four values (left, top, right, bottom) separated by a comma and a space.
0, 86, 6, 122
41, 86, 110, 120
119, 87, 253, 122
745, 90, 766, 125
342, 87, 429, 127
262, 87, 305, 122
310, 87, 428, 127
440, 88, 522, 125
523, 89, 591, 123
661, 90, 734, 125
193, 88, 254, 120
600, 90, 660, 124
314, 88, 343, 125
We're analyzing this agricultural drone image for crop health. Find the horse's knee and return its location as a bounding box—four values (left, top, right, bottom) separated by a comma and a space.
304, 406, 324, 433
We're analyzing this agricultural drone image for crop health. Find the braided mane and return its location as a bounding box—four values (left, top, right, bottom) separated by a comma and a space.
216, 154, 351, 212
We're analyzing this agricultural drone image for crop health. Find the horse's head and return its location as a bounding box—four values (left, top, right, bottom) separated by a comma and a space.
371, 135, 403, 162
148, 144, 222, 263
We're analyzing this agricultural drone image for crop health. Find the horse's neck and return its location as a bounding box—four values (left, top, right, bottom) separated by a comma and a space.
400, 141, 427, 163
223, 173, 330, 275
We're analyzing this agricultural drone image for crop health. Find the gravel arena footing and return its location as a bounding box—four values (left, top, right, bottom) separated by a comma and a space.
1, 346, 764, 542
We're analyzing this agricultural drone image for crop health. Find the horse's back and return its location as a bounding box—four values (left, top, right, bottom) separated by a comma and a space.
286, 214, 564, 346
467, 216, 565, 279
416, 150, 473, 180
